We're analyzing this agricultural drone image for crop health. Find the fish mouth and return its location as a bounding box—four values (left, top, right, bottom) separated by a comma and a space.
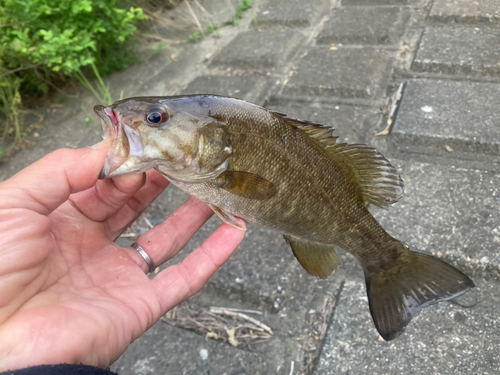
94, 105, 149, 179
94, 105, 119, 140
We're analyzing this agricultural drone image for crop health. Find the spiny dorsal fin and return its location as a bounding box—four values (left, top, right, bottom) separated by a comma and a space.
274, 112, 404, 207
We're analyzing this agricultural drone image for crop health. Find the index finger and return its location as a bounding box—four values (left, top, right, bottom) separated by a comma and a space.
0, 141, 110, 215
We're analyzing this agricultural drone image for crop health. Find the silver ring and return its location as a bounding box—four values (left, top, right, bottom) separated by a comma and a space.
131, 242, 156, 273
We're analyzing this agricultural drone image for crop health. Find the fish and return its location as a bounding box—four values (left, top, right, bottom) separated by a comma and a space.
95, 95, 474, 340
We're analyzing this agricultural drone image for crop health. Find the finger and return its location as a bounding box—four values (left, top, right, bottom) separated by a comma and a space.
152, 221, 246, 313
0, 140, 110, 215
122, 196, 214, 272
104, 170, 169, 240
69, 172, 146, 222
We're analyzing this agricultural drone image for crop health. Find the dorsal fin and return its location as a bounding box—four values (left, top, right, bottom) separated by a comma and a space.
273, 112, 404, 207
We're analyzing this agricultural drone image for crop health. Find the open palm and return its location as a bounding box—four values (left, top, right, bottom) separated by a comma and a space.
0, 142, 245, 371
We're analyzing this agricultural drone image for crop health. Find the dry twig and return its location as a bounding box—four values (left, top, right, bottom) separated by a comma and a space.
185, 0, 203, 35
163, 302, 273, 350
210, 307, 273, 334
375, 82, 406, 136
210, 306, 263, 315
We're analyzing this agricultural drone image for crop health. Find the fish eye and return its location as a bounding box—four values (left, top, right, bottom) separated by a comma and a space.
146, 109, 168, 125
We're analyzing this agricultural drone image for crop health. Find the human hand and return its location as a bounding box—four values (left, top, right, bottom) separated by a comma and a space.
0, 141, 246, 371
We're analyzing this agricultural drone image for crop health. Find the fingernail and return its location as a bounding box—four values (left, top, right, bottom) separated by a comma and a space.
90, 139, 110, 150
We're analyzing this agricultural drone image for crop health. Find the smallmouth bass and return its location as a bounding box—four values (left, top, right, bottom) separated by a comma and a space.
95, 95, 474, 340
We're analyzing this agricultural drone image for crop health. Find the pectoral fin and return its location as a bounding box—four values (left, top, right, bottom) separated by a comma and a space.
208, 204, 246, 230
284, 235, 341, 279
216, 170, 277, 200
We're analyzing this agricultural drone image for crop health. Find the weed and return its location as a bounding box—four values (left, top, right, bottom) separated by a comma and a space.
189, 0, 251, 41
189, 31, 201, 42
75, 63, 113, 105
189, 24, 219, 42
85, 117, 94, 127
153, 43, 165, 53
252, 11, 259, 29
204, 24, 219, 36
225, 0, 252, 26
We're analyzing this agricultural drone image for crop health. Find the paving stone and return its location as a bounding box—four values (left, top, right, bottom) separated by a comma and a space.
317, 7, 409, 46
412, 25, 500, 76
390, 79, 500, 167
258, 0, 329, 28
342, 0, 418, 5
316, 277, 500, 375
284, 47, 392, 99
210, 30, 305, 71
430, 0, 500, 23
182, 75, 259, 99
265, 99, 381, 145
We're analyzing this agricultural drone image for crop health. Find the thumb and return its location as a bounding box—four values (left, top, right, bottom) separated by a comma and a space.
0, 139, 110, 215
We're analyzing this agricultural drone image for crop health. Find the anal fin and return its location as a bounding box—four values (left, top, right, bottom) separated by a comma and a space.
208, 204, 246, 230
284, 235, 341, 279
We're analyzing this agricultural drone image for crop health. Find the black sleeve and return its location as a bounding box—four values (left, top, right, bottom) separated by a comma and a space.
0, 364, 118, 375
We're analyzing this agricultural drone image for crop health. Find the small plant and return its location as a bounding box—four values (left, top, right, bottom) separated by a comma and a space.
252, 11, 259, 29
204, 24, 219, 37
152, 43, 165, 53
189, 31, 201, 42
189, 24, 219, 42
189, 0, 251, 42
85, 117, 94, 127
225, 0, 252, 26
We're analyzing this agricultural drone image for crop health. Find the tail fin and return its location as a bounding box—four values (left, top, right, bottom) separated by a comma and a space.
364, 248, 474, 341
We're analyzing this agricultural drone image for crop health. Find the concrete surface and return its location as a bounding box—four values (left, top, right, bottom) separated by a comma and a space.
317, 277, 500, 375
284, 47, 392, 99
391, 79, 500, 166
429, 0, 500, 23
412, 25, 500, 76
317, 7, 409, 46
210, 30, 305, 71
257, 0, 329, 28
1, 0, 499, 374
